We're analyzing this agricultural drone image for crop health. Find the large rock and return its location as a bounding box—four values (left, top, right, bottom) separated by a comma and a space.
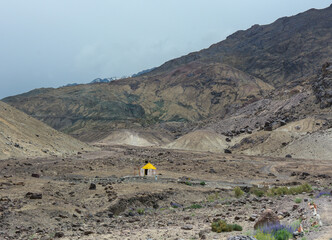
254, 209, 280, 230
313, 62, 332, 109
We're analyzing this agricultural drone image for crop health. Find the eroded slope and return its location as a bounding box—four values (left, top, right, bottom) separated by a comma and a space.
0, 101, 94, 160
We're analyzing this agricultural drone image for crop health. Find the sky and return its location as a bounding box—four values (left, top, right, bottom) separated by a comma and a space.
0, 0, 330, 99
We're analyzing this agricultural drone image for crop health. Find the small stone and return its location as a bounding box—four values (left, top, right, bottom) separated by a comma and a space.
181, 224, 193, 230
54, 232, 64, 238
25, 192, 42, 199
170, 202, 182, 208
89, 183, 96, 190
31, 173, 40, 178
84, 230, 94, 235
224, 149, 232, 154
292, 205, 299, 211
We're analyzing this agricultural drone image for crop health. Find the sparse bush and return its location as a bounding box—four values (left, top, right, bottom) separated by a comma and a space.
295, 198, 302, 203
200, 181, 206, 186
211, 220, 243, 233
267, 183, 312, 196
251, 187, 265, 197
257, 222, 299, 240
185, 181, 192, 186
207, 192, 220, 202
231, 224, 243, 231
255, 230, 274, 240
189, 203, 202, 209
316, 190, 332, 198
211, 220, 232, 233
136, 208, 144, 215
234, 187, 244, 198
274, 229, 292, 240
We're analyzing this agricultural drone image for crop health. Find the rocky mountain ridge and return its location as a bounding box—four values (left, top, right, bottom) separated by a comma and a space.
150, 5, 332, 87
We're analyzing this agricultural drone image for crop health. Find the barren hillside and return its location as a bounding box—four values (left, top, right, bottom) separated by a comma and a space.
0, 101, 94, 160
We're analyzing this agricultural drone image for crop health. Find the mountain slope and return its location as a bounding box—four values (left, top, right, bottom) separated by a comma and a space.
0, 101, 94, 160
3, 62, 273, 140
2, 5, 332, 141
150, 5, 332, 87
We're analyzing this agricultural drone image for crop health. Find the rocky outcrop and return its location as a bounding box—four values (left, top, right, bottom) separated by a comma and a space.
313, 62, 332, 109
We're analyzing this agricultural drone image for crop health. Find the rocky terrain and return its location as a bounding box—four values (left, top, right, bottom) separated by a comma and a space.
0, 4, 332, 240
0, 101, 94, 160
0, 146, 331, 240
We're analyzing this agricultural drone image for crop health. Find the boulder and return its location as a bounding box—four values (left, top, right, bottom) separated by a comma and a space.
254, 209, 280, 230
54, 232, 64, 238
170, 202, 182, 208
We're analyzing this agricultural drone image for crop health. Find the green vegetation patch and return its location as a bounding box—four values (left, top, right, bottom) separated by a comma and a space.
211, 220, 243, 233
267, 183, 312, 197
189, 204, 202, 209
234, 186, 244, 198
250, 187, 266, 197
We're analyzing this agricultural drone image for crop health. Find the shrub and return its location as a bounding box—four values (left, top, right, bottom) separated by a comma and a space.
234, 187, 244, 198
258, 222, 299, 240
231, 224, 243, 231
255, 230, 274, 240
295, 198, 302, 203
267, 184, 312, 196
251, 187, 265, 197
211, 220, 232, 233
274, 229, 292, 240
207, 192, 220, 202
185, 181, 192, 186
200, 181, 206, 186
136, 208, 144, 215
316, 190, 332, 198
211, 220, 243, 233
189, 204, 202, 209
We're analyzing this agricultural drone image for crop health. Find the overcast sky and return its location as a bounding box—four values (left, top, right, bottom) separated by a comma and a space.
0, 0, 330, 99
